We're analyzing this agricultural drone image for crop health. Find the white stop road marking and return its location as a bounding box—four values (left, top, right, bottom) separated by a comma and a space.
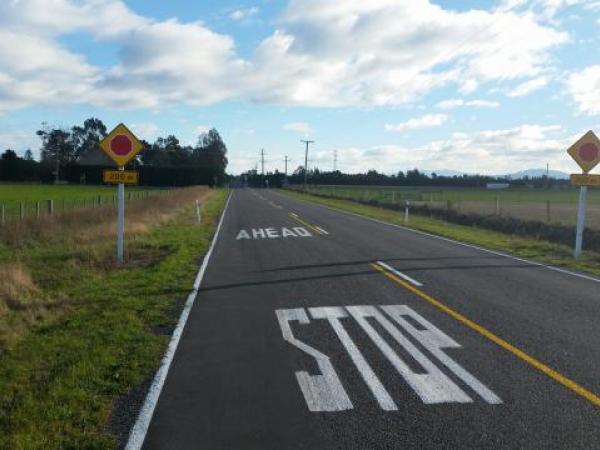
276, 304, 501, 412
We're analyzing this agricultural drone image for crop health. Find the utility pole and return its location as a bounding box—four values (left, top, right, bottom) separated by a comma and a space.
284, 155, 289, 177
260, 148, 265, 176
301, 139, 315, 188
333, 149, 338, 172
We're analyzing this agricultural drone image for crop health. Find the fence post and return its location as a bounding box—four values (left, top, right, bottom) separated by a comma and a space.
36, 201, 40, 218
20, 202, 24, 220
1, 205, 4, 226
48, 200, 53, 215
546, 200, 551, 222
404, 200, 410, 224
496, 197, 500, 216
98, 195, 102, 206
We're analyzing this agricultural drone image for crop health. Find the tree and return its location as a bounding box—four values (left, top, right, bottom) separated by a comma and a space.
71, 118, 107, 161
37, 125, 75, 182
24, 149, 34, 161
1, 149, 20, 180
194, 128, 228, 184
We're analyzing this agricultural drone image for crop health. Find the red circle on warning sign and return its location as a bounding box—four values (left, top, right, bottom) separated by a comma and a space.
110, 135, 133, 156
579, 143, 599, 162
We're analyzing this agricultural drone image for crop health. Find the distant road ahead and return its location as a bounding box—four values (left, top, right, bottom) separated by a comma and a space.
138, 188, 600, 449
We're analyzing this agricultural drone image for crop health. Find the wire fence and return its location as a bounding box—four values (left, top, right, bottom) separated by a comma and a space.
0, 190, 167, 225
301, 185, 600, 230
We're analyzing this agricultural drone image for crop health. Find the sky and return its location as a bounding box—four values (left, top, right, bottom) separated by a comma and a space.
1, 0, 600, 176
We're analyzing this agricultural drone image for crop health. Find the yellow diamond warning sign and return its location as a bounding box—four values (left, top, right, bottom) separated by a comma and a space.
99, 123, 144, 167
567, 130, 600, 174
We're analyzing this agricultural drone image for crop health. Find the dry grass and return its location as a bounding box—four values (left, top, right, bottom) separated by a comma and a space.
0, 264, 40, 314
0, 264, 53, 349
0, 185, 212, 349
0, 186, 211, 246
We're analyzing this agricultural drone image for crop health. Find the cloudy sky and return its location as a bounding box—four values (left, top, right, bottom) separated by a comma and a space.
1, 0, 600, 175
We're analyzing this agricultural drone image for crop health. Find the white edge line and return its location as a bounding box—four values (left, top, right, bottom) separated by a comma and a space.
376, 261, 423, 287
271, 190, 600, 285
124, 190, 233, 450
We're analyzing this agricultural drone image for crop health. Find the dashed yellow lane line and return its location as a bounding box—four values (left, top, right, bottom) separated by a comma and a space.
370, 262, 600, 408
289, 213, 323, 235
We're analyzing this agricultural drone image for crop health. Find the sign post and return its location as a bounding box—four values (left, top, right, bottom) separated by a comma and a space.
99, 124, 144, 264
566, 130, 600, 259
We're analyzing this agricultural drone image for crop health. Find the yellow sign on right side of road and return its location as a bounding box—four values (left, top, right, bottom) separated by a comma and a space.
571, 173, 600, 187
567, 130, 600, 174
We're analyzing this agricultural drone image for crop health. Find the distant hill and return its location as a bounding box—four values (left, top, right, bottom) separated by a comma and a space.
506, 169, 569, 179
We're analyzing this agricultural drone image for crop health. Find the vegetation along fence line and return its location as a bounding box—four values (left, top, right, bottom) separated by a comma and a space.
0, 189, 172, 225
291, 187, 600, 253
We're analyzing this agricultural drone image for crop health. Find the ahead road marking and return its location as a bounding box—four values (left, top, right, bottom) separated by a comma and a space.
236, 227, 312, 240
371, 262, 600, 408
376, 261, 423, 286
276, 304, 499, 412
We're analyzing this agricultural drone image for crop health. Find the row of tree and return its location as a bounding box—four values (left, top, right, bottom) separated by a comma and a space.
242, 167, 569, 188
0, 118, 229, 186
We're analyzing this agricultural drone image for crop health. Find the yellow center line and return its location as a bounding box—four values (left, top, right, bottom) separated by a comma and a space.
370, 262, 600, 408
288, 213, 322, 235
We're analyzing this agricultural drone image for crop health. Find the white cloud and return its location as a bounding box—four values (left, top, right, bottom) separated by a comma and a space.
283, 122, 313, 135
507, 77, 548, 97
385, 114, 448, 132
194, 125, 210, 135
566, 65, 600, 115
131, 123, 160, 140
436, 99, 500, 109
313, 124, 571, 174
0, 0, 246, 112
229, 7, 259, 21
247, 0, 568, 106
0, 0, 573, 112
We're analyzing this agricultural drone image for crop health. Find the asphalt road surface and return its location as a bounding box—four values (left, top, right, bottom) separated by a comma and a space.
137, 188, 600, 449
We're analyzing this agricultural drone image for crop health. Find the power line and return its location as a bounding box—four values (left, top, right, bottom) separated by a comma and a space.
300, 139, 315, 187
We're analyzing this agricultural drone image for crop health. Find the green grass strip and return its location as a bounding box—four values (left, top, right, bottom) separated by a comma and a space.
0, 189, 228, 449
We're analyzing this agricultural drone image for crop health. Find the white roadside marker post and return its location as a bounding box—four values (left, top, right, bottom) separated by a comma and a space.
195, 200, 202, 223
404, 200, 410, 224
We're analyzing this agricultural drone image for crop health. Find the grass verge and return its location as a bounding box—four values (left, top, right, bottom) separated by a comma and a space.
0, 187, 228, 449
280, 189, 600, 277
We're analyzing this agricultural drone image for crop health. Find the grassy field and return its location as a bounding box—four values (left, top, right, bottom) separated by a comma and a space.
302, 185, 600, 229
281, 189, 600, 277
0, 183, 159, 219
0, 186, 227, 449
